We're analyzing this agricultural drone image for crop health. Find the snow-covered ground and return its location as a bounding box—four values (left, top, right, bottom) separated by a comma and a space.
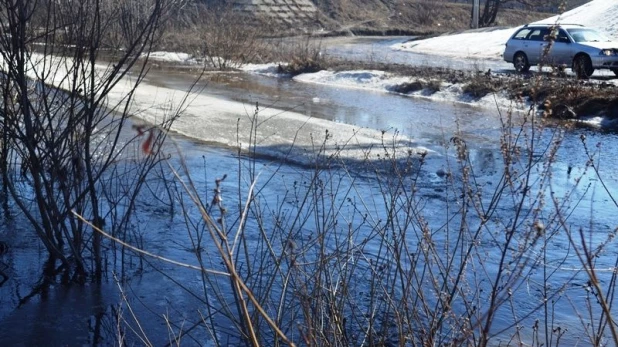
393, 0, 618, 60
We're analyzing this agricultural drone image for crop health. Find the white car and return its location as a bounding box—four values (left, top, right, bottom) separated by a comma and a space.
503, 24, 618, 78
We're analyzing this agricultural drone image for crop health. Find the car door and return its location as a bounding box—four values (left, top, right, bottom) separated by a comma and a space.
547, 29, 573, 66
524, 28, 550, 65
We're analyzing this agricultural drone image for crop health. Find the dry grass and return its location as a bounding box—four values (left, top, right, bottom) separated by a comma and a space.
388, 79, 442, 94
510, 77, 618, 118
313, 0, 555, 35
462, 74, 503, 98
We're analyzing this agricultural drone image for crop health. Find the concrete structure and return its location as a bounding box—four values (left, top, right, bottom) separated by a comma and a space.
232, 0, 318, 25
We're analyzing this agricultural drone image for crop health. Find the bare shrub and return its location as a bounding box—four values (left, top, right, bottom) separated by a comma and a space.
5, 1, 618, 345
262, 36, 326, 75
162, 3, 266, 69
0, 0, 182, 282
396, 1, 443, 27
389, 81, 425, 94
462, 74, 502, 98
425, 79, 442, 93
389, 79, 441, 94
276, 55, 324, 76
87, 93, 618, 346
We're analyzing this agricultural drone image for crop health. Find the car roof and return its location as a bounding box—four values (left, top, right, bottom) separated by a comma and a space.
522, 23, 585, 29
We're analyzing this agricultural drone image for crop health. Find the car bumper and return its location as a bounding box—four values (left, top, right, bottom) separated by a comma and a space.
591, 55, 618, 69
503, 48, 515, 63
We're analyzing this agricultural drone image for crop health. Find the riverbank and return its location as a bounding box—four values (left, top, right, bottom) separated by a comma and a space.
143, 50, 618, 127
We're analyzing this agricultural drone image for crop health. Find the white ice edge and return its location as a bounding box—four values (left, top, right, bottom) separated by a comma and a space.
113, 76, 432, 164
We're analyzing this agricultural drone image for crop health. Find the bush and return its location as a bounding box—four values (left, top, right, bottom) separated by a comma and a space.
156, 3, 267, 69
389, 81, 424, 94
462, 74, 502, 98
389, 79, 441, 95
268, 36, 326, 76
277, 57, 324, 76
102, 96, 618, 346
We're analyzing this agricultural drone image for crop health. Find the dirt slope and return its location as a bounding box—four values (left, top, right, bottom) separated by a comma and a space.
309, 0, 592, 35
232, 0, 592, 36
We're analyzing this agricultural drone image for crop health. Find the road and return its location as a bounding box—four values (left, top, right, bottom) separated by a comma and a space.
317, 35, 618, 80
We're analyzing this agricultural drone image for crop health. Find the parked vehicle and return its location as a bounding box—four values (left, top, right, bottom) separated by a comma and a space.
503, 23, 618, 78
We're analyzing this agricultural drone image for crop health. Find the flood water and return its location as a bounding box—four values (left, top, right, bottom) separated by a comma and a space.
142, 68, 504, 150
2, 46, 618, 346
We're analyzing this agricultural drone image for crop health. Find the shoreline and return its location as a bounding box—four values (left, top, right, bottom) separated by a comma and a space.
143, 51, 618, 126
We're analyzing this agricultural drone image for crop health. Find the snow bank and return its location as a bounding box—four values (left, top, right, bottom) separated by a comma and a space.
393, 28, 514, 60
241, 63, 285, 77
536, 1, 618, 37
293, 69, 517, 110
146, 51, 196, 64
393, 0, 618, 60
293, 70, 412, 91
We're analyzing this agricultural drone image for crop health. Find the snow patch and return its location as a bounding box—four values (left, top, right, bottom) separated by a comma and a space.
294, 70, 411, 92
241, 63, 286, 77
292, 69, 519, 110
393, 0, 618, 60
145, 51, 196, 64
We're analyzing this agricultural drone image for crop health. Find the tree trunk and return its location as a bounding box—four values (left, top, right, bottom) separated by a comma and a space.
479, 0, 500, 27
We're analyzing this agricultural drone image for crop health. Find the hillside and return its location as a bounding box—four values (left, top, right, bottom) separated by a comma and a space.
312, 1, 547, 35
229, 0, 592, 36
315, 0, 594, 35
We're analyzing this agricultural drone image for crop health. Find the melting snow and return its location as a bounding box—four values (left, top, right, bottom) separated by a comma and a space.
146, 51, 196, 64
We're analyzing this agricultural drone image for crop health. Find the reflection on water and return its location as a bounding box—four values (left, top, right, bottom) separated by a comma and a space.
0, 266, 117, 346
144, 68, 506, 151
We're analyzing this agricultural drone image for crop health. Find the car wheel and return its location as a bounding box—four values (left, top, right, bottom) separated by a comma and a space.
612, 68, 618, 77
573, 55, 594, 79
513, 52, 530, 73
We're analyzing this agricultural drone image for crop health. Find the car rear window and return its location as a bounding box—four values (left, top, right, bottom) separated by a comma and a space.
513, 29, 531, 39
512, 28, 552, 41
